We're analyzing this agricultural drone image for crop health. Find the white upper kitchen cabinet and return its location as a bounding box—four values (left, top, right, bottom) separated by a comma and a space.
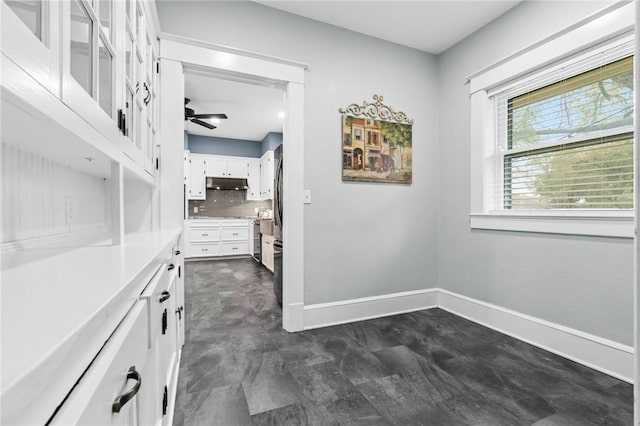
188, 156, 206, 200
205, 157, 226, 177
247, 158, 261, 200
1, 1, 62, 96
205, 156, 249, 178
260, 150, 274, 200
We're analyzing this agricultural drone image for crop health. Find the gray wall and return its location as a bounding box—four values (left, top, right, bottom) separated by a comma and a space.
261, 132, 282, 155
437, 0, 632, 345
187, 134, 262, 157
158, 1, 440, 305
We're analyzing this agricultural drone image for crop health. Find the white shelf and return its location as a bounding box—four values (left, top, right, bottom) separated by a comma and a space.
1, 228, 181, 425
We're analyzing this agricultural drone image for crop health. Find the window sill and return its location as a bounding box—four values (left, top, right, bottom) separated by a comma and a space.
469, 213, 634, 238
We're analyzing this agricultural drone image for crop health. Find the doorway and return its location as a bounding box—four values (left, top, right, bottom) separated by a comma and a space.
159, 34, 306, 332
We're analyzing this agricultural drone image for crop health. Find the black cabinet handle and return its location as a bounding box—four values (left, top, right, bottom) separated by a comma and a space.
160, 291, 170, 303
167, 263, 175, 271
175, 250, 181, 255
176, 305, 183, 320
162, 385, 168, 416
112, 366, 142, 413
162, 309, 168, 334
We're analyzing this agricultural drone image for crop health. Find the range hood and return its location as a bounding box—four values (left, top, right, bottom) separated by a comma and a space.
206, 177, 249, 190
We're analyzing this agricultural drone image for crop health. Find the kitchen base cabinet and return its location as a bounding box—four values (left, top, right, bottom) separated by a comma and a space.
262, 234, 275, 272
186, 219, 251, 258
50, 302, 151, 426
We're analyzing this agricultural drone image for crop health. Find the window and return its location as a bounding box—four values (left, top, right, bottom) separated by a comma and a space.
499, 56, 633, 211
468, 2, 634, 237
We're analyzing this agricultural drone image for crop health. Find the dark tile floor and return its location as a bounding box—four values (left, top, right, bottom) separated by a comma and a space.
173, 258, 633, 426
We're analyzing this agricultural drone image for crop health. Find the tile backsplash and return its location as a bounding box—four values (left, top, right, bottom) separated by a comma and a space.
189, 189, 271, 218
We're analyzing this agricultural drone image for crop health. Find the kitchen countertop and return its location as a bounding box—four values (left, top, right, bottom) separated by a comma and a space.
2, 228, 182, 425
187, 216, 268, 220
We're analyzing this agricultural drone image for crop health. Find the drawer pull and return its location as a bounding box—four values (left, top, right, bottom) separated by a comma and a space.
202, 248, 208, 252
167, 263, 175, 271
160, 290, 170, 303
232, 233, 238, 236
202, 233, 208, 237
112, 366, 142, 413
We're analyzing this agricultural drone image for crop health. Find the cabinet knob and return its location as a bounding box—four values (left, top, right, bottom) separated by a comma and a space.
112, 366, 142, 413
167, 263, 175, 271
160, 290, 170, 303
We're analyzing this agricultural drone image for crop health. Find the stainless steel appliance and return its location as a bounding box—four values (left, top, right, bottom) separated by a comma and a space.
252, 220, 261, 263
273, 144, 283, 305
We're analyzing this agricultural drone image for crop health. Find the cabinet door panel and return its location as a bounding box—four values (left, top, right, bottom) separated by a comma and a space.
49, 302, 150, 426
190, 228, 219, 242
246, 159, 261, 200
205, 158, 226, 177
221, 227, 248, 241
221, 241, 249, 255
226, 160, 248, 178
188, 158, 205, 200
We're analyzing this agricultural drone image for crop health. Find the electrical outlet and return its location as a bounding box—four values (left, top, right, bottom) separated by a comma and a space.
303, 189, 311, 204
193, 206, 198, 213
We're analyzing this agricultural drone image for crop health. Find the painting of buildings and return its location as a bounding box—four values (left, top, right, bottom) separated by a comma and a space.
341, 115, 412, 184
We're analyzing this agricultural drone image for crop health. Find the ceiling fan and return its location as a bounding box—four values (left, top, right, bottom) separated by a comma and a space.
184, 98, 228, 130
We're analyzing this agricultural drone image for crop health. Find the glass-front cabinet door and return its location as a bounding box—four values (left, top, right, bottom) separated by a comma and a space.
3, 0, 158, 177
1, 0, 61, 95
61, 0, 119, 145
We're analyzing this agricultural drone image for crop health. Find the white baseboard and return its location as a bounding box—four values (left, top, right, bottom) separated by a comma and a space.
304, 289, 439, 330
302, 288, 633, 383
438, 289, 633, 383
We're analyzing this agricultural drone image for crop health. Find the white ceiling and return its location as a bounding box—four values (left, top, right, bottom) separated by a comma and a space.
256, 0, 522, 54
183, 1, 522, 141
184, 72, 284, 141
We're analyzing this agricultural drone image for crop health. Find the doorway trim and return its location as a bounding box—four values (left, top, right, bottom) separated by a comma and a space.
159, 33, 307, 332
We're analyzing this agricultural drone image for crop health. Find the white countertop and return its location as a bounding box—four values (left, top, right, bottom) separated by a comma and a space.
1, 228, 181, 425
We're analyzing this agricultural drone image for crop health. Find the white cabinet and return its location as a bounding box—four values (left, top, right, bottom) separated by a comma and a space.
226, 159, 249, 178
260, 151, 274, 200
205, 157, 226, 177
50, 301, 151, 426
2, 0, 159, 179
49, 244, 184, 426
188, 157, 206, 200
1, 1, 61, 96
187, 220, 251, 258
205, 157, 249, 178
247, 159, 261, 200
262, 234, 274, 272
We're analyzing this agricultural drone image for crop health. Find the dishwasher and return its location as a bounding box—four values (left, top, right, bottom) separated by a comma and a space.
252, 220, 261, 262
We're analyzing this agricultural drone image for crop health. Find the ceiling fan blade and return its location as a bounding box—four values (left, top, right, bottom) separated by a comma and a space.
192, 113, 228, 119
191, 118, 216, 129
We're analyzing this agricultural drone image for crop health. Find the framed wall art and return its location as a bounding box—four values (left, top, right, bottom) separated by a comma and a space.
339, 95, 414, 184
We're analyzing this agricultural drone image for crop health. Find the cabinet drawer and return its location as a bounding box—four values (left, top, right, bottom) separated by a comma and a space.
140, 264, 172, 348
191, 243, 219, 256
221, 241, 249, 255
50, 302, 150, 425
190, 228, 220, 242
221, 227, 248, 241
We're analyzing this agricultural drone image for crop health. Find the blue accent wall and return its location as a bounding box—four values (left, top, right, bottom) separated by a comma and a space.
187, 134, 262, 157
261, 132, 283, 155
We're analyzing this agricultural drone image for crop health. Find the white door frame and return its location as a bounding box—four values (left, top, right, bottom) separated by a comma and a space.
159, 33, 307, 332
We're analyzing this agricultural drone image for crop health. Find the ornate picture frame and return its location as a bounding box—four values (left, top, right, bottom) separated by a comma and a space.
339, 95, 413, 184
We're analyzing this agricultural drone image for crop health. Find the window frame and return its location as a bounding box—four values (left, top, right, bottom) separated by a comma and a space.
467, 2, 635, 238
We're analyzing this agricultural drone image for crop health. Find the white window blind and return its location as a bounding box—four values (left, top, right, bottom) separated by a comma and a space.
491, 44, 634, 211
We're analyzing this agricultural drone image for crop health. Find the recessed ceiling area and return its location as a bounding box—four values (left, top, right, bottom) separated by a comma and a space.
255, 1, 522, 54
184, 72, 284, 141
